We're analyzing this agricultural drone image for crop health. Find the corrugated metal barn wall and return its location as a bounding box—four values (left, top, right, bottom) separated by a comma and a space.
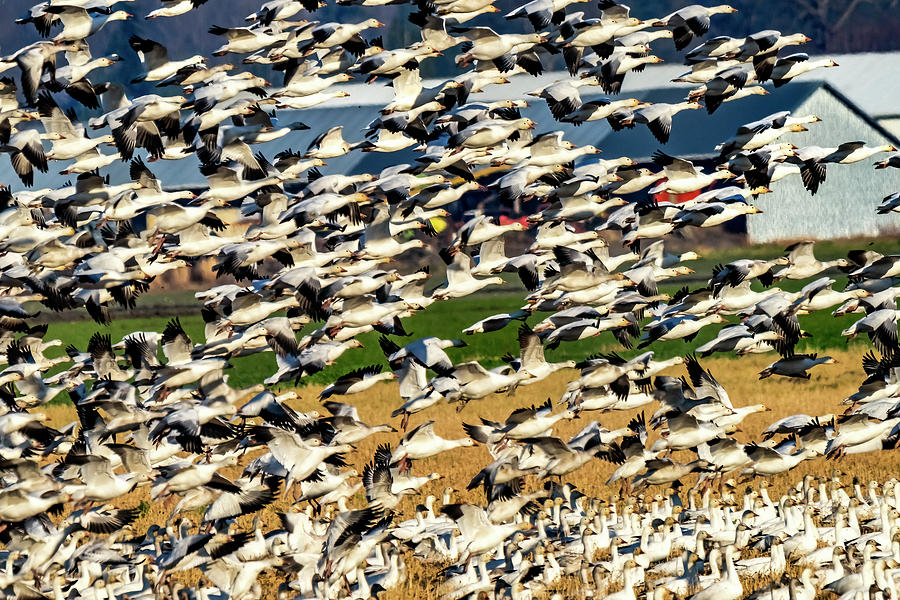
747, 87, 900, 244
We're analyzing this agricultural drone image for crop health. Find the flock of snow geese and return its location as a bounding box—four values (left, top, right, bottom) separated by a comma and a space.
1, 0, 900, 599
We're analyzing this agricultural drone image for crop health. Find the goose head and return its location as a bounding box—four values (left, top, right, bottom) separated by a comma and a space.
418, 101, 446, 114
740, 86, 769, 98
107, 10, 133, 23
266, 390, 296, 405
785, 33, 813, 44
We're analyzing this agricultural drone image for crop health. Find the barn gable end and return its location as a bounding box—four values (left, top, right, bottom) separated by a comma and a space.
747, 85, 900, 243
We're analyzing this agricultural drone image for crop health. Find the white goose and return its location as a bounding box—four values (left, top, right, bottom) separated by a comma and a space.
390, 420, 474, 463
689, 546, 742, 600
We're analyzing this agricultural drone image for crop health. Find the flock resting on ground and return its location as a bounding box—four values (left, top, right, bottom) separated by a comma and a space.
1, 0, 900, 599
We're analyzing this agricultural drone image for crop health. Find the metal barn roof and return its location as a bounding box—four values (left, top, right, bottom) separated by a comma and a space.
316, 51, 900, 119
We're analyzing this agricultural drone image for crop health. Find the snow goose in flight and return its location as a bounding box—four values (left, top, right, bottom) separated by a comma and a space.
503, 0, 589, 31
321, 401, 396, 445
557, 11, 643, 74
44, 6, 131, 42
875, 153, 900, 169
841, 309, 900, 355
265, 339, 363, 383
504, 323, 575, 384
237, 390, 308, 432
482, 398, 576, 441
148, 454, 240, 500
451, 361, 524, 403
0, 126, 55, 187
245, 424, 353, 498
742, 443, 817, 476
638, 313, 727, 348
654, 4, 738, 50
775, 241, 851, 280
363, 444, 440, 509
379, 335, 465, 371
517, 434, 623, 478
528, 79, 598, 121
560, 97, 642, 126
769, 53, 838, 87
319, 365, 396, 400
304, 126, 351, 159
633, 458, 710, 490
450, 26, 547, 72
708, 257, 789, 293
462, 309, 529, 335
128, 35, 205, 83
544, 315, 635, 350
824, 414, 900, 458
606, 419, 656, 485
789, 277, 868, 313
759, 353, 836, 379
37, 92, 114, 161
697, 437, 752, 473
0, 486, 71, 523
391, 359, 460, 430
718, 112, 821, 157
441, 502, 530, 562
540, 245, 624, 293
619, 198, 681, 246
207, 23, 293, 56
877, 191, 900, 214
146, 0, 213, 19
674, 198, 762, 228
651, 152, 735, 195
696, 324, 780, 357
652, 413, 736, 452
391, 420, 474, 463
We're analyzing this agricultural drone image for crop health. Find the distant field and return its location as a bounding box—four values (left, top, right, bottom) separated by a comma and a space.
41, 288, 872, 394
31, 235, 899, 399
41, 288, 877, 394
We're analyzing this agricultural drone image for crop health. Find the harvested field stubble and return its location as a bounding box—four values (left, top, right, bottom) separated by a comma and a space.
39, 346, 878, 599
